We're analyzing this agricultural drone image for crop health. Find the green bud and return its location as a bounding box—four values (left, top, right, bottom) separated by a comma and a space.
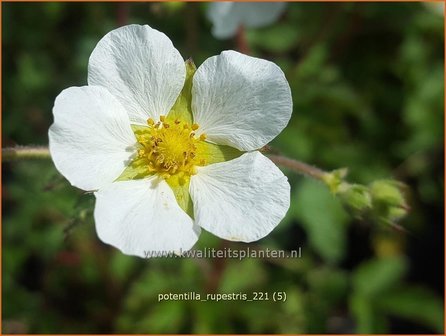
338, 183, 372, 214
369, 179, 409, 225
322, 168, 348, 193
370, 180, 407, 207
388, 206, 408, 222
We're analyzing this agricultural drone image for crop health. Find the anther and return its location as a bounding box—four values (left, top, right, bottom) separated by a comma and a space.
199, 134, 207, 141
160, 115, 165, 122
191, 123, 199, 131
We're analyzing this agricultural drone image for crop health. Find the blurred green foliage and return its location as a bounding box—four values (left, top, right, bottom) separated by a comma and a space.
2, 2, 444, 334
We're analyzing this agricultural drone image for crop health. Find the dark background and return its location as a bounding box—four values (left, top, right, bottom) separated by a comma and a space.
2, 2, 444, 334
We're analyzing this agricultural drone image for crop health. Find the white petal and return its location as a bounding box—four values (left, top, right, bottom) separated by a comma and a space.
94, 177, 200, 258
237, 2, 286, 28
207, 2, 287, 39
207, 2, 240, 39
88, 24, 185, 124
190, 151, 290, 242
192, 50, 292, 151
49, 86, 136, 191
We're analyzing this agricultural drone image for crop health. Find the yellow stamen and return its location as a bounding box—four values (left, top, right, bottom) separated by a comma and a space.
132, 116, 208, 183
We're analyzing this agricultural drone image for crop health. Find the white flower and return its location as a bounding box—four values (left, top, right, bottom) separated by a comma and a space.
207, 2, 287, 39
49, 24, 292, 258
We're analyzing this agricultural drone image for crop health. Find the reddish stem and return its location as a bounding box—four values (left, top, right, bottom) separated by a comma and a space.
236, 25, 251, 55
116, 3, 129, 26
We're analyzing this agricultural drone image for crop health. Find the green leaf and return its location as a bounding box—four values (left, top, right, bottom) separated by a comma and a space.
376, 285, 444, 333
351, 259, 443, 334
294, 179, 349, 263
247, 23, 300, 53
307, 267, 348, 305
144, 301, 185, 333
219, 258, 266, 292
353, 256, 407, 297
350, 295, 388, 333
109, 252, 138, 283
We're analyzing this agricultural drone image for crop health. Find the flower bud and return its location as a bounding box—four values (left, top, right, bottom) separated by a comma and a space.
338, 183, 372, 215
322, 168, 348, 193
370, 180, 407, 207
369, 179, 409, 224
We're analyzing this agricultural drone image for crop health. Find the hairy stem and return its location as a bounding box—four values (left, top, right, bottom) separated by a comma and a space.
2, 145, 328, 182
2, 146, 51, 161
236, 25, 251, 55
267, 154, 327, 180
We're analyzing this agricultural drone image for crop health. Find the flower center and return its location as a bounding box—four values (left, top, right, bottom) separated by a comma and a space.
133, 116, 207, 182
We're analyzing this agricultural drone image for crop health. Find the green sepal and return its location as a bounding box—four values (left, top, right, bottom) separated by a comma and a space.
165, 175, 194, 218
322, 168, 349, 194
115, 125, 151, 182
167, 59, 196, 124
115, 158, 152, 182
131, 124, 149, 133
196, 141, 244, 165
